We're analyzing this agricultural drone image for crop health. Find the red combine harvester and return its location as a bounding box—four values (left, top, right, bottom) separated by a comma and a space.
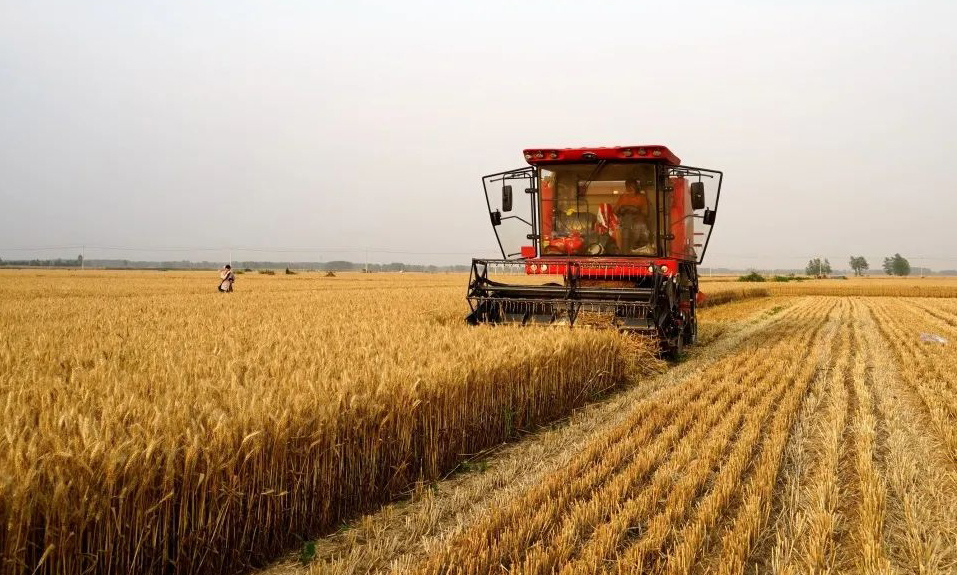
466, 145, 722, 357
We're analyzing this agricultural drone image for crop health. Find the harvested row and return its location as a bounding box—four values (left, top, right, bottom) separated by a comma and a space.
576, 304, 834, 574
765, 299, 851, 574
855, 299, 957, 572
400, 298, 837, 574
865, 298, 957, 463
748, 298, 957, 573
682, 300, 839, 575
0, 272, 653, 575
841, 300, 890, 573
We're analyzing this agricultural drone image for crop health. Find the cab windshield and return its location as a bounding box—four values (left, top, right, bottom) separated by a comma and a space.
539, 163, 658, 257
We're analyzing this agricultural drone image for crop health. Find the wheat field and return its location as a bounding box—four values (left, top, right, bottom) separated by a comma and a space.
0, 270, 652, 575
3, 270, 957, 575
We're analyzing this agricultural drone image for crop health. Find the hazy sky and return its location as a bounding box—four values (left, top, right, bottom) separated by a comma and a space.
2, 1, 955, 269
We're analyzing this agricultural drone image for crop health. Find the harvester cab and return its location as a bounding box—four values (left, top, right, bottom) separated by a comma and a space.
466, 145, 722, 357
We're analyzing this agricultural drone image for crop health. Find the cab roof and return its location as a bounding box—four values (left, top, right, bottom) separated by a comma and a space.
522, 145, 680, 166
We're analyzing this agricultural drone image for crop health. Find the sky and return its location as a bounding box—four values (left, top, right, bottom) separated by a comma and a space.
1, 0, 956, 269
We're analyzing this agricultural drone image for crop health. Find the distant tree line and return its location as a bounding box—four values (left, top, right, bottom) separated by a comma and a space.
803, 254, 915, 277
0, 257, 471, 273
844, 253, 912, 276
0, 255, 84, 267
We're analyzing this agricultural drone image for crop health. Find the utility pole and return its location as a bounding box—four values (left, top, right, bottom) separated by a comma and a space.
81, 245, 85, 270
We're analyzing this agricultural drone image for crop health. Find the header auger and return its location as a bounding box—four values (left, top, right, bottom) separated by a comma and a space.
466, 145, 722, 358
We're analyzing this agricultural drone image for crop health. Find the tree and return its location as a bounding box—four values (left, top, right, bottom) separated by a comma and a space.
805, 257, 831, 277
77, 254, 84, 268
848, 256, 869, 276
883, 253, 911, 276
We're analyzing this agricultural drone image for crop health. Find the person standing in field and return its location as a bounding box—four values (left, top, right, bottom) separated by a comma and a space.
218, 264, 235, 292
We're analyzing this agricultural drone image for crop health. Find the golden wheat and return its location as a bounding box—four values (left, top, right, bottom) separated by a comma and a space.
0, 270, 648, 575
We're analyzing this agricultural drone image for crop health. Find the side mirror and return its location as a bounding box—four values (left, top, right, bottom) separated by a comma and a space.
490, 210, 502, 226
502, 185, 513, 212
703, 208, 716, 226
690, 182, 706, 211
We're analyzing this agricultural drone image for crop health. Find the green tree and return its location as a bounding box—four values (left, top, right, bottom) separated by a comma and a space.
882, 253, 911, 276
849, 256, 869, 276
805, 257, 831, 277
891, 254, 910, 276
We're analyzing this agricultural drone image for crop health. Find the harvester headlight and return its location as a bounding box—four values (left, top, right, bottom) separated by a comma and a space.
621, 148, 633, 157
652, 149, 662, 157
535, 151, 544, 159
531, 264, 540, 272
524, 152, 532, 159
647, 265, 655, 274
540, 264, 548, 273
660, 264, 669, 274
548, 151, 558, 159
637, 148, 647, 155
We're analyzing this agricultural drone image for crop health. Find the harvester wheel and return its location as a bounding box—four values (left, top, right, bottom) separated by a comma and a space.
682, 315, 697, 345
664, 332, 684, 360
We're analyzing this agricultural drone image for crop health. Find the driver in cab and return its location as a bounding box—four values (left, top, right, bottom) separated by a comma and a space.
615, 179, 653, 254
